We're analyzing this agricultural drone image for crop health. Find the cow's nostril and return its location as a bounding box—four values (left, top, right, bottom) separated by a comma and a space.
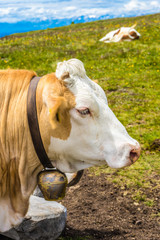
129, 147, 141, 163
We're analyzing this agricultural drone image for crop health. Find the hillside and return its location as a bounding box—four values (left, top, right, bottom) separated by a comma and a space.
0, 13, 160, 239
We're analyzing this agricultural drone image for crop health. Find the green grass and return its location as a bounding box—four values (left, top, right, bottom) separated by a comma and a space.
0, 12, 160, 225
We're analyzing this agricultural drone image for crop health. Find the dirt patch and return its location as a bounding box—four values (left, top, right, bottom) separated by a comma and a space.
149, 139, 160, 151
61, 170, 160, 240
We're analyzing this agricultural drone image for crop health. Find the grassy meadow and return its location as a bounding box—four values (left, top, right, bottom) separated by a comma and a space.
0, 13, 159, 209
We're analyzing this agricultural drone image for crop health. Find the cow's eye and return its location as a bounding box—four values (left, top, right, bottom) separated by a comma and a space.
77, 108, 90, 116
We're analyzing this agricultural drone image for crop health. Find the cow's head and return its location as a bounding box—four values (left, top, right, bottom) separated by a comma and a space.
42, 59, 140, 173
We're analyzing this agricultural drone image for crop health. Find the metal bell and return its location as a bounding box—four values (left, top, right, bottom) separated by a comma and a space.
37, 169, 68, 201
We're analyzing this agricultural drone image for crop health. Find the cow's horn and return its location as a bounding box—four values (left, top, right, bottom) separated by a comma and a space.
130, 23, 137, 29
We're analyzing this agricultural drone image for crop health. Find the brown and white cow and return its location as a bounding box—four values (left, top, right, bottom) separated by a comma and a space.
0, 59, 140, 232
100, 24, 141, 43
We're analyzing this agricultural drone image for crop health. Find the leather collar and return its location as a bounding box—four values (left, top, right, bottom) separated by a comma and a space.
27, 76, 53, 169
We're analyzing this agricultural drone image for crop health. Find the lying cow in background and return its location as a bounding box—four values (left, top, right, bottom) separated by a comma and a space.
0, 59, 140, 232
100, 24, 140, 43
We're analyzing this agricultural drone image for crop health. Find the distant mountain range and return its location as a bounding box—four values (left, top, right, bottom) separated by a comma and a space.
0, 15, 113, 38
0, 12, 150, 38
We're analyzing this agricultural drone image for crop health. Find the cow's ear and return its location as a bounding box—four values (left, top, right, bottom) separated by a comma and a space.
60, 72, 75, 88
61, 72, 70, 80
48, 96, 66, 128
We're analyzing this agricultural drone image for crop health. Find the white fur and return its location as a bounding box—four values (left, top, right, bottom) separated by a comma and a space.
0, 198, 23, 232
48, 59, 140, 172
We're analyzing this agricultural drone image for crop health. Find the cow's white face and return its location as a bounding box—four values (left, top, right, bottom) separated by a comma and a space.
48, 59, 140, 173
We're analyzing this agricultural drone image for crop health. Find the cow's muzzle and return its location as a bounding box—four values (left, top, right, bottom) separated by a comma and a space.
129, 145, 141, 163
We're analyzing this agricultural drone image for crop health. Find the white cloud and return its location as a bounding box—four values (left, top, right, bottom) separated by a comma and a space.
151, 1, 160, 7
0, 1, 114, 23
65, 6, 77, 11
124, 0, 160, 12
0, 0, 160, 23
124, 0, 146, 11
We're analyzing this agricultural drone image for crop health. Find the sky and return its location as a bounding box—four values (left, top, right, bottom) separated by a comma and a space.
0, 0, 160, 23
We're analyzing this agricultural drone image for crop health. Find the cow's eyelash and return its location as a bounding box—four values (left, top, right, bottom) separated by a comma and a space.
77, 108, 90, 115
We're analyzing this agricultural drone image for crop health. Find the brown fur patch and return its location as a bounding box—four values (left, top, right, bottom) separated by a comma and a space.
121, 34, 130, 40
113, 29, 120, 36
38, 73, 75, 142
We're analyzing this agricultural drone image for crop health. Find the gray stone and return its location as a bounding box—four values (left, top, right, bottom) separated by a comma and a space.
2, 195, 67, 240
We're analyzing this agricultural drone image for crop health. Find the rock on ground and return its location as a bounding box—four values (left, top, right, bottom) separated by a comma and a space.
2, 195, 67, 240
